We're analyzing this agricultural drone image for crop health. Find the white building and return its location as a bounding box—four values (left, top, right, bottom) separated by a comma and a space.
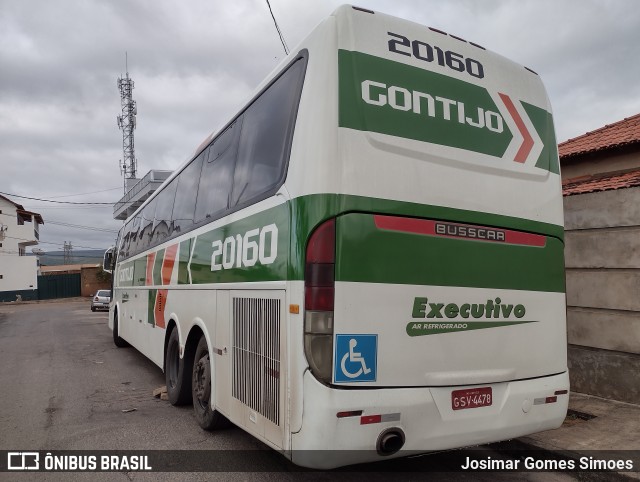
0, 194, 44, 302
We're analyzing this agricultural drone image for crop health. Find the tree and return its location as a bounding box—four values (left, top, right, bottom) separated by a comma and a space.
95, 268, 112, 283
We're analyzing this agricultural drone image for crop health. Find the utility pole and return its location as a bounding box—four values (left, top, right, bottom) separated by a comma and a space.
117, 53, 138, 194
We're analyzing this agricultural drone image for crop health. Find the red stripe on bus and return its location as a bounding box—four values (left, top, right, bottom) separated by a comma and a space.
360, 414, 382, 425
498, 93, 534, 164
374, 215, 545, 247
504, 230, 546, 247
162, 244, 179, 286
374, 216, 437, 236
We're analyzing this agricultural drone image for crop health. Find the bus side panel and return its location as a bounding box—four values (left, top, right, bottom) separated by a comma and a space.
114, 253, 166, 368
227, 289, 286, 449
215, 290, 231, 417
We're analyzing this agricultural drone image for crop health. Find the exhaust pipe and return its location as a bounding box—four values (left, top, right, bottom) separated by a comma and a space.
376, 428, 405, 456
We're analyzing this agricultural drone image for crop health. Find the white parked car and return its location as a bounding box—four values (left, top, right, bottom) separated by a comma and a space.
91, 290, 111, 312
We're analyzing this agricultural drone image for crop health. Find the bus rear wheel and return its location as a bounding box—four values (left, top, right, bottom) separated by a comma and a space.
192, 335, 228, 430
113, 311, 129, 348
165, 327, 192, 405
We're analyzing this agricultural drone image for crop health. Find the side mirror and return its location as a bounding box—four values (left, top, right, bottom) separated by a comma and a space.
103, 246, 115, 274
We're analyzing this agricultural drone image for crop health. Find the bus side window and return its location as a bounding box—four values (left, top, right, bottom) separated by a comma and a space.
113, 229, 123, 265
231, 59, 305, 208
152, 178, 178, 245
126, 215, 141, 258
137, 198, 157, 254
119, 230, 128, 259
119, 224, 129, 259
194, 119, 241, 223
171, 152, 205, 237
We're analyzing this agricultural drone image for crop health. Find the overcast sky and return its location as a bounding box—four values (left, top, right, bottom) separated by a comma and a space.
1, 0, 639, 254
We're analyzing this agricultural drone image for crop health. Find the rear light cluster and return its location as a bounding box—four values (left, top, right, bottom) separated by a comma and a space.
304, 219, 335, 383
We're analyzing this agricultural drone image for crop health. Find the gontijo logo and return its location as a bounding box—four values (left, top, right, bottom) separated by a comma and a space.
118, 265, 134, 283
362, 80, 505, 134
407, 296, 537, 336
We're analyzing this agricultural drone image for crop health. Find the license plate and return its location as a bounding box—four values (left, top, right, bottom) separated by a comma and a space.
452, 387, 492, 410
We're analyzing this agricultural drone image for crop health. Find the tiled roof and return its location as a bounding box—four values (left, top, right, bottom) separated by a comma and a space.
559, 113, 640, 159
16, 208, 44, 225
0, 193, 25, 211
563, 169, 640, 196
0, 194, 44, 223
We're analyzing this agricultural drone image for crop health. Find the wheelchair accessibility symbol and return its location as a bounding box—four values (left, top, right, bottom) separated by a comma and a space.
334, 334, 377, 382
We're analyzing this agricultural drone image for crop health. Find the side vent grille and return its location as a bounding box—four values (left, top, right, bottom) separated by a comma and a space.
232, 297, 281, 425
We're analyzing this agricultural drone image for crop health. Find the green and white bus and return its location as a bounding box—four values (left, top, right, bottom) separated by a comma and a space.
104, 5, 568, 469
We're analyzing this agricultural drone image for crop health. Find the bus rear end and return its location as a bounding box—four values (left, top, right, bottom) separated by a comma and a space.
291, 6, 567, 468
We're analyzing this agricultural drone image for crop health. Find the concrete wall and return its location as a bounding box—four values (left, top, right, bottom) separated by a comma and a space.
13, 223, 38, 246
0, 289, 38, 303
564, 186, 640, 403
568, 345, 640, 403
0, 256, 38, 292
81, 266, 111, 297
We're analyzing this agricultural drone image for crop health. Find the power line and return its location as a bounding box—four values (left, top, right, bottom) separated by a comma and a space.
2, 235, 108, 250
47, 220, 119, 233
0, 191, 114, 205
1, 186, 179, 211
2, 191, 147, 210
29, 205, 114, 210
0, 212, 119, 232
49, 187, 122, 199
265, 0, 289, 55
0, 251, 106, 258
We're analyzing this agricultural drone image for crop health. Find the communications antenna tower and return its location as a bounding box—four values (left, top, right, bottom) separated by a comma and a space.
117, 53, 138, 193
63, 241, 73, 265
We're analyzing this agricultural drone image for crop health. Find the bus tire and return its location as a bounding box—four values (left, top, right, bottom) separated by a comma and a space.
113, 310, 129, 348
192, 335, 228, 430
165, 327, 192, 406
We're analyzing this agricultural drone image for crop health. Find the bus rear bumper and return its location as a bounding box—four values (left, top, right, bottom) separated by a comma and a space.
290, 370, 569, 469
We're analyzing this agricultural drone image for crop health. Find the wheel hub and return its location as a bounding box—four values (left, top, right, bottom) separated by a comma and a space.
193, 354, 211, 403
168, 345, 179, 388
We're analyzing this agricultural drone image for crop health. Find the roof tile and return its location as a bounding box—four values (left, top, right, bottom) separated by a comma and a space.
563, 169, 640, 196
559, 113, 640, 159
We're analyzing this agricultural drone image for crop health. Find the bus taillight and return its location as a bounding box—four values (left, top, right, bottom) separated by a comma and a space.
304, 219, 335, 383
